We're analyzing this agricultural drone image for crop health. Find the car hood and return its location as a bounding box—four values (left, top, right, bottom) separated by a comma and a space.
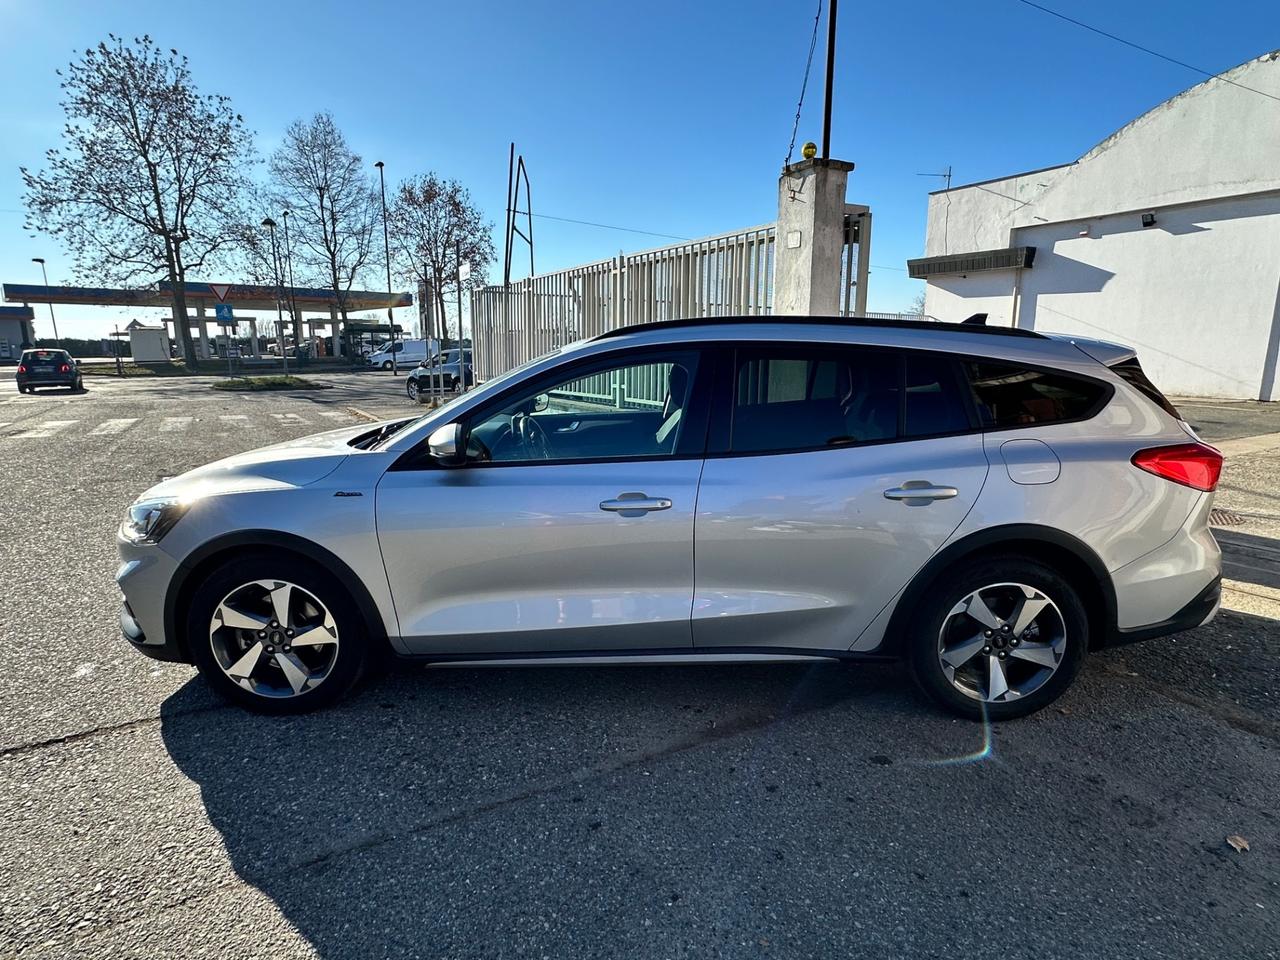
140, 421, 383, 502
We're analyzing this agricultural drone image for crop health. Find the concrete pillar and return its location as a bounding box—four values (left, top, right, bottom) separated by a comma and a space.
774, 158, 856, 316
330, 305, 341, 357
194, 300, 211, 359
248, 319, 260, 358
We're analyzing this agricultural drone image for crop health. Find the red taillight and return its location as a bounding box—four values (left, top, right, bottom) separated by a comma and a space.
16, 364, 25, 374
1132, 442, 1223, 492
59, 363, 70, 373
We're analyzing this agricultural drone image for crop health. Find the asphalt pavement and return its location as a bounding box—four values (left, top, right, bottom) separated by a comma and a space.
0, 375, 1277, 959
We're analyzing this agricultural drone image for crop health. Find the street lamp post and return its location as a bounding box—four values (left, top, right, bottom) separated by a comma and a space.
374, 160, 397, 377
261, 218, 289, 376
31, 258, 61, 348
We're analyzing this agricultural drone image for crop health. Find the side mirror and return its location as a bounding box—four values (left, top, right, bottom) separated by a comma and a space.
531, 393, 550, 413
427, 423, 466, 466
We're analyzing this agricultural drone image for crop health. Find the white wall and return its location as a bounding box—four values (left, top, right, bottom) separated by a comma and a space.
922, 50, 1280, 400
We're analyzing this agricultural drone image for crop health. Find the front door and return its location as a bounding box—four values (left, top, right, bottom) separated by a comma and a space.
693, 344, 990, 651
377, 347, 709, 655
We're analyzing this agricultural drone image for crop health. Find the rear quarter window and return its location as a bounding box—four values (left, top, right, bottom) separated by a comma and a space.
965, 361, 1108, 429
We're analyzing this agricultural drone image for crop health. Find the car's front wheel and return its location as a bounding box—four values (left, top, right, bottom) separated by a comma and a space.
907, 556, 1087, 720
186, 553, 371, 713
382, 360, 393, 371
406, 377, 420, 402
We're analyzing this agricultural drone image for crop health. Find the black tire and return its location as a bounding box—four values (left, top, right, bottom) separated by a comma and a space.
382, 360, 393, 371
906, 555, 1088, 721
406, 377, 419, 402
186, 552, 371, 714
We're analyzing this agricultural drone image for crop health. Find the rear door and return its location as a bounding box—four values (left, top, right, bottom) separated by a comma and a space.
692, 344, 990, 651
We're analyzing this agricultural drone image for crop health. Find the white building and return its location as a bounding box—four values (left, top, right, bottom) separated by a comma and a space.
911, 50, 1280, 401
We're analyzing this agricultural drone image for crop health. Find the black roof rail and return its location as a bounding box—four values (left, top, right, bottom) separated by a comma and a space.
589, 316, 1047, 342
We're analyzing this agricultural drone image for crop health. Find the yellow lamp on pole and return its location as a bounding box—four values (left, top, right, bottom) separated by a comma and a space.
802, 141, 818, 161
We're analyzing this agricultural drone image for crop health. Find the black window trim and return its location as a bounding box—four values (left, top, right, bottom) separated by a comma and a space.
390, 343, 715, 471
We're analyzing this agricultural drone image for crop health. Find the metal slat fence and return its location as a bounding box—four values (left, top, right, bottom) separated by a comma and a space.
471, 224, 776, 380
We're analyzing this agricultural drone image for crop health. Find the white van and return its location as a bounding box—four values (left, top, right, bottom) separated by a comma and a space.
366, 338, 432, 370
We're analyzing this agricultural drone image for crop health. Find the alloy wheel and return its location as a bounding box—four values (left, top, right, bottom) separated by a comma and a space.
209, 579, 340, 698
936, 582, 1066, 703
407, 378, 419, 401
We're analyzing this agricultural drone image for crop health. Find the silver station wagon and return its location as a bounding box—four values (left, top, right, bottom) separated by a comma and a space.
117, 318, 1223, 718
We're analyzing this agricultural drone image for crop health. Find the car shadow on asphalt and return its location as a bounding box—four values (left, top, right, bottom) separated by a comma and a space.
157, 626, 1280, 957
156, 660, 936, 957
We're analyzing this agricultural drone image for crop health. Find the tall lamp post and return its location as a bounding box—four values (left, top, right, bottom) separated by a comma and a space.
31, 258, 61, 348
261, 218, 289, 376
374, 160, 397, 376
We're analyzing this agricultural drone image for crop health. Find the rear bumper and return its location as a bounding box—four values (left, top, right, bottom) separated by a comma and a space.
1111, 575, 1221, 646
1107, 492, 1221, 644
17, 376, 77, 388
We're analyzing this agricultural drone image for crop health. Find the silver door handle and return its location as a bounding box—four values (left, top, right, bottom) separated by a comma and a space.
884, 483, 959, 502
600, 494, 672, 514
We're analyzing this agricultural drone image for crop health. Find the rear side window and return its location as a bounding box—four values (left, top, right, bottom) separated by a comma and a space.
1110, 357, 1180, 419
728, 347, 974, 454
966, 361, 1108, 428
904, 353, 971, 437
732, 349, 898, 453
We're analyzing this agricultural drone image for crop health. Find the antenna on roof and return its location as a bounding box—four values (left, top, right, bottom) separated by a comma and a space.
961, 312, 988, 326
916, 165, 953, 191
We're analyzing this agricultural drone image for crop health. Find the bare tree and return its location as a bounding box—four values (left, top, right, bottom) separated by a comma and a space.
388, 173, 493, 345
908, 288, 928, 318
22, 35, 253, 368
268, 113, 377, 324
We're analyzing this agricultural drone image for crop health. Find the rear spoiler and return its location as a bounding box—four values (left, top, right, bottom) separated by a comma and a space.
1042, 332, 1137, 366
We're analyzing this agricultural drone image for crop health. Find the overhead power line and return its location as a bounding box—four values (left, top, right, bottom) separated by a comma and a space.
517, 211, 689, 242
1014, 0, 1280, 105
784, 0, 824, 167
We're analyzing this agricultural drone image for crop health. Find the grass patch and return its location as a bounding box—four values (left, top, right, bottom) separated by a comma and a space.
81, 360, 198, 377
210, 375, 330, 392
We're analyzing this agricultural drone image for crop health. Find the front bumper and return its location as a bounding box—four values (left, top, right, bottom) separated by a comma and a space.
116, 539, 188, 662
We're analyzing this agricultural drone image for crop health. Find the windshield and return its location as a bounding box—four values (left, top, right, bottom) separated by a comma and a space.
368, 348, 564, 449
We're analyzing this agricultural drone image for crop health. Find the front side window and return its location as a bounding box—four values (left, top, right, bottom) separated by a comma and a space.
467, 352, 699, 464
966, 361, 1108, 428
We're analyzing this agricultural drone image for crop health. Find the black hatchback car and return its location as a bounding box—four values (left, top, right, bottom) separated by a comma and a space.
16, 348, 83, 393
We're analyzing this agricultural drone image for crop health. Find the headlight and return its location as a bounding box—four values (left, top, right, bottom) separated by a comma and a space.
120, 498, 187, 544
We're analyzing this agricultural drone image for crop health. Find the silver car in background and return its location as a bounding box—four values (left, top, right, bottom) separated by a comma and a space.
117, 318, 1223, 718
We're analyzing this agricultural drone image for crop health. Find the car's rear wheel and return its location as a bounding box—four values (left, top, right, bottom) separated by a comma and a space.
906, 556, 1087, 720
406, 377, 420, 402
186, 553, 370, 713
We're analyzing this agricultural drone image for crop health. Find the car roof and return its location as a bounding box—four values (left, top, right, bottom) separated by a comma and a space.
577, 316, 1109, 371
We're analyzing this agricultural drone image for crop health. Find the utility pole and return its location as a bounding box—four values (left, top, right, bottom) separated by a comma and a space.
375, 160, 397, 376
821, 0, 838, 159
262, 218, 289, 376
31, 258, 61, 348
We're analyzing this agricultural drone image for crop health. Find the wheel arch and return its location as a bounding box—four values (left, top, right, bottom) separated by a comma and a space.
881, 524, 1117, 656
164, 530, 390, 663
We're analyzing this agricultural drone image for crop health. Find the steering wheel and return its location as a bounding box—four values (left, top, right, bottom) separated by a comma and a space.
515, 413, 552, 460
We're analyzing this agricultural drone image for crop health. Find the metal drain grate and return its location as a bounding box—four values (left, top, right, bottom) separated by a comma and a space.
1209, 508, 1246, 527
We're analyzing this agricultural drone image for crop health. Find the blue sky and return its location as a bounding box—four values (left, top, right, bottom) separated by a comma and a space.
1, 0, 1278, 339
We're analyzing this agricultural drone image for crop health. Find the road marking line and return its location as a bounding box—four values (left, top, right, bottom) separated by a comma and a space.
88, 418, 139, 436
159, 416, 194, 432
271, 413, 307, 422
218, 414, 249, 422
13, 420, 78, 438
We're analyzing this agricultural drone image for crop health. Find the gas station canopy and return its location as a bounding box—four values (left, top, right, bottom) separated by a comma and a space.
1, 281, 412, 312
